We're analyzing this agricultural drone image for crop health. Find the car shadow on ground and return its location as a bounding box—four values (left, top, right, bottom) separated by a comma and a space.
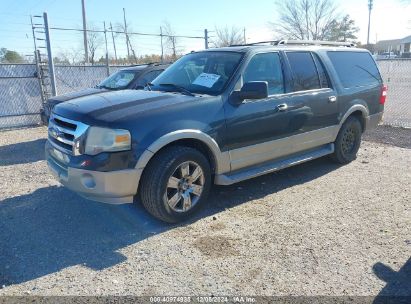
0, 139, 46, 166
372, 258, 411, 303
0, 157, 341, 287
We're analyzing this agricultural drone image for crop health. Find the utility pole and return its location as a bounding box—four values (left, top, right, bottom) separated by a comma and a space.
103, 21, 109, 76
160, 26, 164, 62
43, 12, 57, 96
204, 29, 209, 49
123, 8, 130, 60
81, 0, 89, 64
367, 0, 373, 46
110, 22, 117, 64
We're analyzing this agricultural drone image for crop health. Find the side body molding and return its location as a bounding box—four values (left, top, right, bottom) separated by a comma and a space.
135, 129, 231, 175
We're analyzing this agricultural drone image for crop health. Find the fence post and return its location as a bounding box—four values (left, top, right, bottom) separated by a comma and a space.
103, 21, 110, 76
160, 26, 164, 63
204, 29, 209, 49
34, 51, 46, 103
43, 12, 57, 96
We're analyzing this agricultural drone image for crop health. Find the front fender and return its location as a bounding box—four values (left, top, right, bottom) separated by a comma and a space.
135, 129, 230, 175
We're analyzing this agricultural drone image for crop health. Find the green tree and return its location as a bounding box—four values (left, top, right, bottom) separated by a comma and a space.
325, 15, 359, 42
0, 48, 24, 63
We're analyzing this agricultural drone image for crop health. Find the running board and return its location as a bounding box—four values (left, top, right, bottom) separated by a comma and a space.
215, 144, 334, 185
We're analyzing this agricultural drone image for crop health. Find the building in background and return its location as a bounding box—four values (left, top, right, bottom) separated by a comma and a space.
399, 35, 411, 55
375, 35, 411, 58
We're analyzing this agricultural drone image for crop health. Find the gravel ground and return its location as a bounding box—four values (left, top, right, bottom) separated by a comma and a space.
0, 126, 410, 297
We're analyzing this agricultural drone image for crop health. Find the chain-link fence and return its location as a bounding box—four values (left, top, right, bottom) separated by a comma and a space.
0, 64, 124, 129
377, 59, 411, 128
0, 64, 42, 129
0, 60, 410, 130
54, 65, 124, 96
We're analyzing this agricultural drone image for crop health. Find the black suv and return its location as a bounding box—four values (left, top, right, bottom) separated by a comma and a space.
46, 41, 386, 223
40, 63, 170, 124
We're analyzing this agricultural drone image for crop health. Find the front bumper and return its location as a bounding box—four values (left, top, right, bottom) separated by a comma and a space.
46, 148, 142, 204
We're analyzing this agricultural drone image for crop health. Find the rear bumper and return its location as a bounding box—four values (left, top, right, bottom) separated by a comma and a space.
365, 112, 383, 131
47, 150, 142, 204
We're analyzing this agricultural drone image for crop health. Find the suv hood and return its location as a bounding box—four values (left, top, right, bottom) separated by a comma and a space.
53, 90, 204, 125
47, 87, 108, 105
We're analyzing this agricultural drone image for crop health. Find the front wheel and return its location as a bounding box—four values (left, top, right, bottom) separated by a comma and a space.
331, 116, 362, 164
139, 146, 212, 223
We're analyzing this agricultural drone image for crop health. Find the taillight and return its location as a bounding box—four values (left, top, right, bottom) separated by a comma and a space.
380, 85, 388, 105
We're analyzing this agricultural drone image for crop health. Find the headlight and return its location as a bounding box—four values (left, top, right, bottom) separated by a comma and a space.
84, 127, 131, 155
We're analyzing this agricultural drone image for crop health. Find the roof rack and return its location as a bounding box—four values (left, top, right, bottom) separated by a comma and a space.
126, 62, 172, 68
230, 40, 356, 48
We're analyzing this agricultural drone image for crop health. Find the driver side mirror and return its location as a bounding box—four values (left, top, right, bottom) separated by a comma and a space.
230, 81, 269, 105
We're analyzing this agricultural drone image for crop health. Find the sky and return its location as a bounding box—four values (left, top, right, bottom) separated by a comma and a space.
0, 0, 410, 61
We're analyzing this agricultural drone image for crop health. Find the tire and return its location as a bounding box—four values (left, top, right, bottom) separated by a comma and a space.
331, 116, 362, 164
139, 146, 212, 223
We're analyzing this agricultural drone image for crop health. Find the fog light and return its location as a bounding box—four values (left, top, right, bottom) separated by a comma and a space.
81, 173, 96, 189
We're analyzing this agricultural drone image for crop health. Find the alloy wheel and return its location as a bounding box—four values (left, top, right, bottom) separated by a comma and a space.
165, 161, 205, 213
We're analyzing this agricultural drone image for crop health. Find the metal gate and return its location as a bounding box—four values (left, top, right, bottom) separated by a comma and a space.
0, 64, 44, 129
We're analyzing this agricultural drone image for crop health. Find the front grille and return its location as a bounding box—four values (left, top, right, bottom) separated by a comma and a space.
48, 114, 89, 155
54, 117, 77, 130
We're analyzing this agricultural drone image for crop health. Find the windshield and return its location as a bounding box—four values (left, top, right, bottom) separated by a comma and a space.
151, 51, 243, 95
97, 70, 138, 90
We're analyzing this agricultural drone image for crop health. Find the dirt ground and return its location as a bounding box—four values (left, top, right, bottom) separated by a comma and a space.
0, 126, 410, 297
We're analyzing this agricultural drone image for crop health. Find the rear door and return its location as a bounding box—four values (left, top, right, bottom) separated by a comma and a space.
282, 51, 339, 152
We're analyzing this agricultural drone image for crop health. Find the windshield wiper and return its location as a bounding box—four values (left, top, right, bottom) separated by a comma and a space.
159, 83, 195, 97
96, 84, 112, 90
145, 82, 153, 91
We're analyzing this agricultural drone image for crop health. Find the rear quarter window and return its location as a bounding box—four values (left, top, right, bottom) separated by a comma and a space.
327, 51, 382, 88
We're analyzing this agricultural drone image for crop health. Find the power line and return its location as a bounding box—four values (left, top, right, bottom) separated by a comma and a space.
39, 26, 205, 39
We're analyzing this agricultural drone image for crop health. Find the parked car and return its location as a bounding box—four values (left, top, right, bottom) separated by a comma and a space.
375, 52, 398, 60
40, 62, 170, 124
46, 41, 386, 223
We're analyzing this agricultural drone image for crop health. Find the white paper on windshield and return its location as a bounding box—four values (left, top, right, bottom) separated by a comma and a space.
192, 73, 221, 88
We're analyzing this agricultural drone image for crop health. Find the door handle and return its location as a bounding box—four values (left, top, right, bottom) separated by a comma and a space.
276, 104, 288, 112
328, 96, 337, 103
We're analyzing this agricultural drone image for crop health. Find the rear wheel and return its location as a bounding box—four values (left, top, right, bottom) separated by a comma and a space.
331, 116, 362, 164
139, 146, 211, 223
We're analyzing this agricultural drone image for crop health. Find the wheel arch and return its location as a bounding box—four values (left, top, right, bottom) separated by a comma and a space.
339, 104, 369, 133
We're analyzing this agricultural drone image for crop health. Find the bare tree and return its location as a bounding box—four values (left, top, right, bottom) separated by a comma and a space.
162, 21, 179, 60
270, 0, 338, 40
86, 26, 104, 65
57, 47, 82, 65
212, 26, 244, 47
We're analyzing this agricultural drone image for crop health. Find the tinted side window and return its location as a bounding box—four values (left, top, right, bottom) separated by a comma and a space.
327, 51, 381, 88
286, 52, 321, 91
313, 54, 330, 88
243, 52, 284, 95
136, 70, 164, 87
